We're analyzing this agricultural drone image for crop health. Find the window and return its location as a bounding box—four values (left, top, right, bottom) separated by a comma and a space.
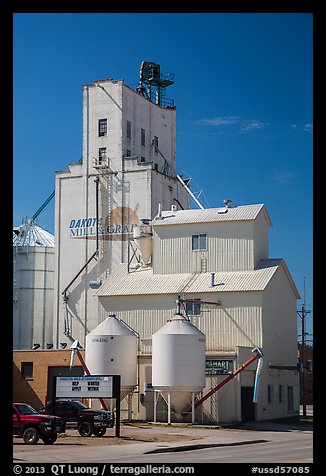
140, 156, 146, 162
186, 299, 202, 316
267, 384, 274, 403
127, 120, 132, 139
279, 385, 284, 403
21, 362, 33, 379
287, 386, 294, 412
141, 128, 146, 146
192, 234, 207, 251
98, 118, 107, 137
98, 147, 107, 165
126, 149, 131, 157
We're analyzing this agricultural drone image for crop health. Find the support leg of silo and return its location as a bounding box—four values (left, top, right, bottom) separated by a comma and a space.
167, 392, 171, 425
154, 391, 157, 423
192, 392, 195, 424
127, 393, 132, 421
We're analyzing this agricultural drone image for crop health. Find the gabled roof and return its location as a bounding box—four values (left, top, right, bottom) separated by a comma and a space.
96, 259, 294, 298
152, 204, 272, 227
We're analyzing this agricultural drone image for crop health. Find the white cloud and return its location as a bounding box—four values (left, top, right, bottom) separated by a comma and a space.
240, 119, 269, 132
197, 116, 239, 126
197, 115, 269, 133
289, 123, 313, 133
304, 123, 313, 133
272, 170, 297, 185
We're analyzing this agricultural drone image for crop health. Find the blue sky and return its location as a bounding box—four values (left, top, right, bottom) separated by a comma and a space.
13, 13, 313, 340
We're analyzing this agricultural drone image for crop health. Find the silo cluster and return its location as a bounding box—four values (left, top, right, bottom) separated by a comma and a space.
85, 311, 205, 423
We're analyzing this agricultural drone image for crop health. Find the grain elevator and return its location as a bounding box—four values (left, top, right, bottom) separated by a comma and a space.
48, 62, 301, 423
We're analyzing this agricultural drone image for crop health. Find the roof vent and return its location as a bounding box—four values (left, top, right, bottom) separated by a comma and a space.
223, 199, 233, 208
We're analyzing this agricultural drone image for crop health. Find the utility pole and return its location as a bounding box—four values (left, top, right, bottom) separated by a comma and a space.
297, 278, 311, 417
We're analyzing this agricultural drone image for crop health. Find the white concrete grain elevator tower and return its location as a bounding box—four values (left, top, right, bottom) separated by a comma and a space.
53, 62, 189, 347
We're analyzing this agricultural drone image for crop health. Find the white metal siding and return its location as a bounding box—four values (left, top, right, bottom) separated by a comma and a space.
98, 291, 263, 353
13, 247, 54, 350
153, 221, 256, 274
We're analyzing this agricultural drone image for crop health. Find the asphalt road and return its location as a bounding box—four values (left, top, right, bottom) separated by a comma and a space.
13, 426, 313, 464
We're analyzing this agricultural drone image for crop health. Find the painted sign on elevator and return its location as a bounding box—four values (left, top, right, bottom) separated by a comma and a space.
69, 206, 140, 240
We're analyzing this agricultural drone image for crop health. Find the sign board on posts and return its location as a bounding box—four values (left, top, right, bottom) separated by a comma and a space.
55, 376, 116, 399
52, 374, 121, 437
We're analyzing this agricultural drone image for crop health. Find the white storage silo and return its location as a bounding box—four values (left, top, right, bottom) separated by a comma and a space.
13, 218, 55, 350
152, 313, 206, 423
85, 315, 138, 405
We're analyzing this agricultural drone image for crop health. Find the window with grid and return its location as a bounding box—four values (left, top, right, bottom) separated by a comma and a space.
186, 299, 202, 316
192, 233, 207, 251
98, 119, 107, 137
98, 147, 107, 165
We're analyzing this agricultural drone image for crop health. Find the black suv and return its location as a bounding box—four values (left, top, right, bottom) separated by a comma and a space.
38, 400, 114, 437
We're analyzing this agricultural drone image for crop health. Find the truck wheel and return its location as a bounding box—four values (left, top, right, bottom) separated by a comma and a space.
41, 434, 58, 444
23, 427, 40, 445
78, 421, 93, 437
93, 428, 106, 437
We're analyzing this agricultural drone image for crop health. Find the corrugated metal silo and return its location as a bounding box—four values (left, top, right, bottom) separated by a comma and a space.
85, 314, 138, 403
152, 312, 206, 422
13, 218, 55, 349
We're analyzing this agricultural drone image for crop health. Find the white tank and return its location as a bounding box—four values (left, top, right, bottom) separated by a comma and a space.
85, 315, 138, 402
152, 314, 206, 415
13, 218, 55, 350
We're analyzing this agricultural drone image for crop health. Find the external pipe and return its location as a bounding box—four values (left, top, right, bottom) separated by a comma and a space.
253, 356, 264, 403
181, 347, 263, 417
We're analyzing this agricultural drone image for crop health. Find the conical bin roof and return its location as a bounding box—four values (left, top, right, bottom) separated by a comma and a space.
13, 218, 54, 247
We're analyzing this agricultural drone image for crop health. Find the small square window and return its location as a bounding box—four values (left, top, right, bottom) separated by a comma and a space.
98, 148, 107, 165
192, 234, 207, 251
98, 119, 107, 137
186, 299, 202, 316
21, 362, 33, 379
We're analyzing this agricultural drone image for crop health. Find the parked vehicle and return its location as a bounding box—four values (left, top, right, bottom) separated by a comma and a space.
38, 400, 114, 437
13, 403, 65, 445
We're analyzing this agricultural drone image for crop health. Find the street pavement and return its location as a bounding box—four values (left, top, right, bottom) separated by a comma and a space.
13, 414, 313, 464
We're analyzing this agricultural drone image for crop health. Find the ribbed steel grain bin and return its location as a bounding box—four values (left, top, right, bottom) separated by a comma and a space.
152, 315, 206, 413
85, 315, 138, 401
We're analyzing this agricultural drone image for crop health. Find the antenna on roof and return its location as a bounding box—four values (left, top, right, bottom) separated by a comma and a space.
223, 199, 233, 208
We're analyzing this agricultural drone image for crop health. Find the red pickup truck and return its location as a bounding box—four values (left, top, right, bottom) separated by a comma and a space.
13, 403, 65, 444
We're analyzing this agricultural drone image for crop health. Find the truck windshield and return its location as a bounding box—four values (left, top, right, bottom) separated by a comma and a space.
69, 401, 89, 410
15, 404, 37, 415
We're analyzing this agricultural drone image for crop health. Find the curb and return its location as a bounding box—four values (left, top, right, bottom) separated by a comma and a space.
145, 439, 268, 454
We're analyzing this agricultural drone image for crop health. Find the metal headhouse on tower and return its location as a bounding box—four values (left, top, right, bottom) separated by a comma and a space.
136, 61, 175, 108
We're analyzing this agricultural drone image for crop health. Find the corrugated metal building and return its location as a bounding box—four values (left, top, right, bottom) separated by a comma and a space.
95, 204, 300, 423
21, 63, 299, 424
13, 218, 55, 350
